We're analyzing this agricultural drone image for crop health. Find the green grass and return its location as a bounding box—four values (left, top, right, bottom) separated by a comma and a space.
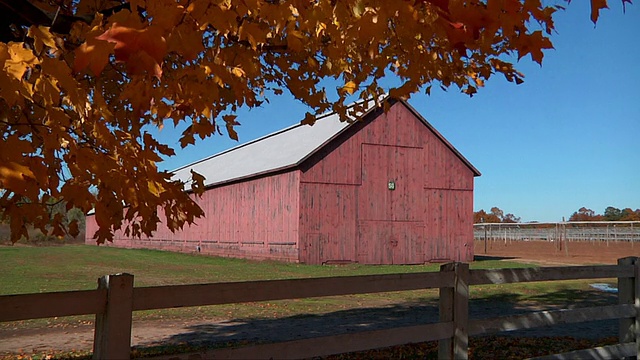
0, 245, 537, 295
0, 245, 615, 328
0, 245, 619, 359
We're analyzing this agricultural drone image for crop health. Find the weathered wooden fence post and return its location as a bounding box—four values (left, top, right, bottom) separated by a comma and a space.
618, 257, 639, 359
438, 262, 469, 360
93, 273, 134, 360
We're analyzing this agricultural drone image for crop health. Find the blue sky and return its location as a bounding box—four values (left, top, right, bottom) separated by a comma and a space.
155, 2, 639, 223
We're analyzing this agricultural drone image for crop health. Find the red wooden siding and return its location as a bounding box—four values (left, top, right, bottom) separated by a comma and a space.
424, 189, 474, 262
298, 183, 357, 263
356, 221, 425, 264
300, 101, 475, 264
359, 144, 424, 221
86, 171, 301, 262
424, 131, 474, 190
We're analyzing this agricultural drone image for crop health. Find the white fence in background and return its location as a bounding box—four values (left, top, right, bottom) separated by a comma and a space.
474, 221, 640, 243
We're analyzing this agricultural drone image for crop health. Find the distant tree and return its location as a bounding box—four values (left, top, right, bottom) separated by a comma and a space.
569, 207, 600, 221
620, 208, 640, 221
490, 207, 504, 221
502, 213, 521, 223
604, 206, 623, 221
474, 207, 519, 223
474, 210, 487, 224
569, 206, 640, 222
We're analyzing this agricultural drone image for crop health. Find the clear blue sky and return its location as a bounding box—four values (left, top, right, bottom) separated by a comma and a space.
155, 2, 639, 223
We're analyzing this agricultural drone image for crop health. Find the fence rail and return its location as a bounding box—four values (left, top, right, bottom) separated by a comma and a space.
1, 257, 639, 360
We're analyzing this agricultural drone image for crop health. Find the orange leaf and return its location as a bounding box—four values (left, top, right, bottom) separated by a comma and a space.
231, 67, 246, 78
5, 43, 39, 80
0, 161, 35, 195
590, 0, 609, 24
27, 26, 58, 54
167, 24, 204, 61
190, 170, 206, 195
342, 81, 357, 95
68, 219, 80, 237
223, 114, 240, 141
73, 38, 115, 76
96, 23, 167, 78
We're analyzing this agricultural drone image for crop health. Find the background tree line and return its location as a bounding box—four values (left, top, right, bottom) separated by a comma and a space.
569, 207, 640, 222
0, 199, 85, 244
474, 206, 640, 224
474, 207, 521, 224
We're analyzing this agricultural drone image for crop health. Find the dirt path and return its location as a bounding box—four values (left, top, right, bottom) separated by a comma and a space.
474, 239, 640, 265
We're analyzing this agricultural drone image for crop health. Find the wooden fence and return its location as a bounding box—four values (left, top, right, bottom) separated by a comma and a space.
1, 257, 639, 360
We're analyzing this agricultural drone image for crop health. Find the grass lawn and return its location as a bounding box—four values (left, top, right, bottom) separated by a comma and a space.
0, 244, 537, 294
0, 245, 621, 359
0, 245, 615, 327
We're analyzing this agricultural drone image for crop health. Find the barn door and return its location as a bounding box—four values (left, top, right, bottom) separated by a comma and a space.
392, 223, 425, 264
301, 233, 326, 264
425, 189, 453, 261
357, 221, 393, 264
357, 144, 424, 264
356, 222, 424, 264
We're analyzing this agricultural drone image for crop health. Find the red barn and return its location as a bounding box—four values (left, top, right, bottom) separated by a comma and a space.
85, 99, 480, 264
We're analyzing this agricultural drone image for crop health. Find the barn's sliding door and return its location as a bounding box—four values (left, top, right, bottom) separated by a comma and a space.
357, 144, 425, 264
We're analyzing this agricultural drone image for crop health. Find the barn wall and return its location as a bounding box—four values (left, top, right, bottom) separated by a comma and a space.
299, 102, 475, 264
298, 183, 358, 263
85, 171, 301, 262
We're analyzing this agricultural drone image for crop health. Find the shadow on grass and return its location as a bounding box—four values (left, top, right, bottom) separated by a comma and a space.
134, 288, 619, 352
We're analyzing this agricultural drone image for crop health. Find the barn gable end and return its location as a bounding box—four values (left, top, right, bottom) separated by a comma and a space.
85, 98, 479, 264
297, 100, 477, 264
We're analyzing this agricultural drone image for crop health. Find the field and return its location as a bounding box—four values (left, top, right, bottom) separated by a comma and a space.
474, 238, 640, 265
0, 243, 632, 359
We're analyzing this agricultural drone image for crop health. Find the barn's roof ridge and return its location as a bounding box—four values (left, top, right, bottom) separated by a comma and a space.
172, 98, 381, 188
172, 97, 480, 189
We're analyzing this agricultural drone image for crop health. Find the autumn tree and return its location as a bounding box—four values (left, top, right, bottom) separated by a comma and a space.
568, 206, 640, 222
620, 208, 640, 221
473, 207, 520, 223
603, 206, 623, 221
490, 207, 504, 221
602, 206, 640, 221
473, 209, 500, 224
502, 213, 521, 223
0, 0, 628, 243
569, 207, 600, 221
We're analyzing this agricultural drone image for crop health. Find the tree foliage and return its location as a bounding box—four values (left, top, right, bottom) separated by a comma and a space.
569, 206, 640, 221
474, 207, 520, 223
0, 0, 628, 243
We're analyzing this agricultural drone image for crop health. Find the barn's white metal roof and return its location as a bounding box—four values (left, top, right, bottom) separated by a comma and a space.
172, 97, 480, 189
172, 101, 378, 188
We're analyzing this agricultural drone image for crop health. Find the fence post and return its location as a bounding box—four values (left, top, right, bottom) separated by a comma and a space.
438, 262, 469, 360
618, 257, 639, 359
93, 273, 134, 360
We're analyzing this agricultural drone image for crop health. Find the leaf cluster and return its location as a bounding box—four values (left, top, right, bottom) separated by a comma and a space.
0, 0, 626, 242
